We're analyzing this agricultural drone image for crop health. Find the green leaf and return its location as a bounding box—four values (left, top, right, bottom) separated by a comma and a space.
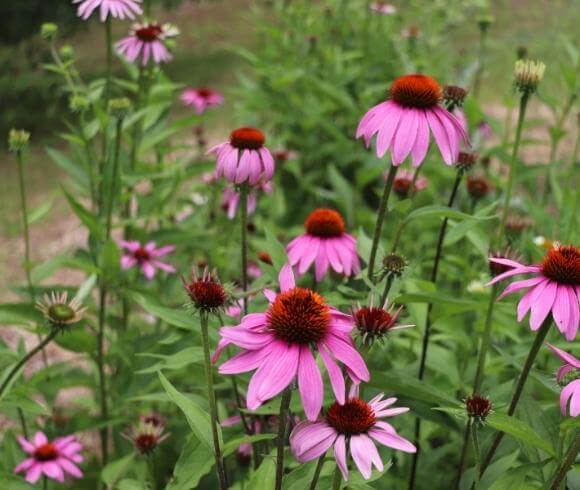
488, 463, 537, 490
102, 452, 136, 487
223, 434, 277, 456
158, 371, 219, 451
0, 304, 43, 325
404, 205, 496, 224
136, 347, 204, 374
246, 451, 276, 490
368, 372, 456, 405
165, 435, 214, 490
63, 188, 104, 241
27, 199, 53, 224
263, 227, 289, 270
133, 294, 194, 330
47, 147, 87, 186
487, 412, 556, 456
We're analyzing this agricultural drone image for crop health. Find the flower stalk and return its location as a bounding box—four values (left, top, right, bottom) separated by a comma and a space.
479, 319, 552, 476
470, 422, 481, 490
368, 165, 397, 281
240, 183, 250, 314
200, 312, 228, 489
275, 387, 293, 490
309, 455, 326, 490
550, 434, 580, 490
15, 147, 34, 301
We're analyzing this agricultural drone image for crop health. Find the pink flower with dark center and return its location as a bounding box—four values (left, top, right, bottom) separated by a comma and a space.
221, 181, 273, 219
487, 245, 579, 340
287, 209, 360, 282
391, 169, 428, 198
547, 344, 580, 416
290, 386, 415, 480
120, 240, 176, 280
180, 88, 224, 114
73, 0, 142, 21
208, 127, 275, 185
15, 432, 83, 484
213, 265, 370, 421
369, 2, 397, 14
116, 22, 178, 66
356, 74, 469, 166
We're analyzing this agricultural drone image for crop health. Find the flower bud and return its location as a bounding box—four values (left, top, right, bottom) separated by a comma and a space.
514, 59, 546, 95
41, 23, 58, 40
8, 129, 31, 152
476, 15, 494, 33
465, 394, 492, 423
59, 45, 75, 62
108, 98, 131, 119
69, 95, 90, 114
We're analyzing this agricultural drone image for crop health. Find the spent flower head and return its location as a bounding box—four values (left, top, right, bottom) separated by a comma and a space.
8, 129, 31, 152
378, 252, 407, 281
443, 85, 468, 111
36, 292, 86, 330
514, 59, 546, 94
455, 152, 478, 173
122, 414, 169, 455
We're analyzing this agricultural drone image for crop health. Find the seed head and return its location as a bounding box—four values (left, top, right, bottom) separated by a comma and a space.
381, 253, 407, 278
183, 267, 229, 314
443, 85, 468, 111
456, 152, 478, 173
36, 292, 86, 331
514, 59, 546, 94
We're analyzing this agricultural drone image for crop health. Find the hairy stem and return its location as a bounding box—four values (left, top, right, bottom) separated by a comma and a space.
550, 434, 580, 490
471, 422, 481, 490
0, 330, 57, 400
309, 455, 326, 490
240, 183, 250, 315
368, 165, 397, 281
479, 319, 551, 476
275, 387, 293, 490
200, 312, 228, 489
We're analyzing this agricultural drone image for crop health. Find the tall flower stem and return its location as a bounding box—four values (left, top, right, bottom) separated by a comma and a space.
496, 93, 529, 242
309, 455, 326, 490
550, 434, 580, 490
368, 165, 397, 281
104, 17, 113, 104
470, 422, 481, 490
15, 149, 34, 301
332, 463, 343, 490
0, 330, 57, 400
479, 320, 551, 476
390, 166, 423, 254
408, 168, 464, 490
96, 114, 124, 466
454, 420, 471, 490
200, 312, 228, 490
275, 387, 293, 490
240, 183, 250, 314
472, 26, 489, 98
472, 285, 499, 393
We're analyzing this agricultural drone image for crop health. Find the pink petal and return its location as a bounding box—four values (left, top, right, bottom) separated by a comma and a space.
25, 463, 42, 484
219, 346, 272, 374
58, 458, 83, 478
376, 102, 403, 158
290, 421, 336, 461
14, 458, 35, 473
42, 462, 64, 482
529, 280, 557, 330
279, 264, 296, 292
497, 276, 545, 300
33, 432, 48, 447
350, 434, 374, 479
324, 333, 370, 382
334, 434, 349, 480
392, 109, 419, 165
219, 326, 275, 351
369, 426, 417, 453
547, 344, 580, 369
411, 112, 430, 167
318, 344, 346, 404
17, 437, 35, 454
426, 109, 452, 165
314, 244, 330, 282
298, 238, 320, 275
297, 346, 324, 421
141, 261, 156, 280
552, 285, 572, 336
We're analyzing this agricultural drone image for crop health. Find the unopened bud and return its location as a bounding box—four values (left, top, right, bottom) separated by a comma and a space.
108, 98, 131, 119
514, 59, 546, 94
8, 129, 30, 152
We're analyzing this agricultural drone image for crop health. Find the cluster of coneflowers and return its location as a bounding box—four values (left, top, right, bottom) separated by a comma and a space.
5, 0, 578, 489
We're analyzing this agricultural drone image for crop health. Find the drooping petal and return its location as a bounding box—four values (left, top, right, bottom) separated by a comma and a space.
392, 109, 419, 165
318, 344, 346, 404
529, 280, 557, 330
350, 434, 374, 479
324, 333, 370, 382
547, 344, 580, 369
334, 434, 349, 480
219, 346, 273, 374
297, 346, 324, 421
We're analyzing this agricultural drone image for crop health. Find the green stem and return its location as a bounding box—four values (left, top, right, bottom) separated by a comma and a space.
309, 455, 325, 490
409, 169, 464, 490
17, 407, 29, 438
97, 287, 109, 466
240, 183, 250, 315
550, 434, 580, 490
200, 312, 228, 490
471, 422, 481, 490
332, 463, 343, 490
379, 274, 394, 307
275, 387, 293, 490
0, 330, 57, 400
480, 319, 552, 476
368, 165, 397, 281
472, 284, 499, 393
496, 93, 529, 245
472, 29, 488, 98
390, 165, 422, 254
43, 476, 48, 490
454, 420, 471, 490
105, 117, 124, 239
16, 150, 34, 301
105, 17, 113, 103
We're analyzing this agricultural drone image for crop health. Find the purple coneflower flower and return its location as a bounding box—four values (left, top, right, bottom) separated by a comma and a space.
356, 74, 469, 166
290, 386, 415, 480
15, 432, 83, 484
181, 88, 224, 114
287, 209, 360, 282
488, 245, 579, 340
120, 241, 176, 280
208, 127, 275, 185
213, 265, 369, 421
116, 22, 178, 66
221, 181, 273, 219
73, 0, 142, 21
547, 344, 580, 417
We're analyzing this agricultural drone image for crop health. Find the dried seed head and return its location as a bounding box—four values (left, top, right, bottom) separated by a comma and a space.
379, 253, 407, 281
514, 59, 546, 94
